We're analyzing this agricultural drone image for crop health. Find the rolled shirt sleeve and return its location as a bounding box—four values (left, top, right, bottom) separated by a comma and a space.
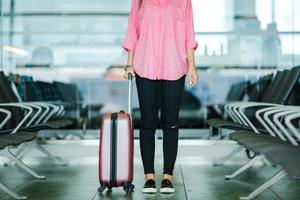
185, 0, 198, 51
122, 0, 140, 51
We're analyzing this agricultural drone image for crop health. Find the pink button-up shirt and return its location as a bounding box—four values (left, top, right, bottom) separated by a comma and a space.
122, 0, 198, 80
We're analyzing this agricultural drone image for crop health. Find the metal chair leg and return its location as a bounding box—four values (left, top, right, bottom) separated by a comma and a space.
213, 146, 244, 166
4, 147, 45, 180
33, 142, 67, 166
4, 144, 30, 166
239, 170, 287, 200
13, 143, 28, 158
225, 154, 265, 180
0, 182, 27, 200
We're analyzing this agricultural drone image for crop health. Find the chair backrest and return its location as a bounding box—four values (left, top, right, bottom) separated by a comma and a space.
226, 81, 249, 101
289, 77, 300, 106
0, 72, 20, 103
180, 90, 202, 110
24, 81, 62, 102
0, 71, 24, 130
35, 81, 63, 101
54, 81, 82, 103
245, 68, 300, 130
275, 67, 300, 104
261, 70, 286, 103
248, 74, 273, 102
24, 81, 44, 101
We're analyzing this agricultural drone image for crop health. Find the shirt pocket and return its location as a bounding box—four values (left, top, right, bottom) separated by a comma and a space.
139, 6, 152, 35
168, 7, 185, 36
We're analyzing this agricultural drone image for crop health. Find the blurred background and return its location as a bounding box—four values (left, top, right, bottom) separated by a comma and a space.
0, 0, 299, 135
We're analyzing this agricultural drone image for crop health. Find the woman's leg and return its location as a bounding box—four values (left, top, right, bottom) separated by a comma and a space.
160, 75, 186, 177
135, 74, 160, 178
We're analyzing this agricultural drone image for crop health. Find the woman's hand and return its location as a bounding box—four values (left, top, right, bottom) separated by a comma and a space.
186, 48, 198, 87
123, 66, 135, 80
187, 66, 199, 88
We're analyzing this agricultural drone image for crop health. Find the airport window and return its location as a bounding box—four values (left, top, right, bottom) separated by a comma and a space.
0, 1, 299, 199
1, 0, 299, 70
0, 0, 298, 109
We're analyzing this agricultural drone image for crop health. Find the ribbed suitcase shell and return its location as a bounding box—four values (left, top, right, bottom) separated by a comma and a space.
99, 112, 134, 188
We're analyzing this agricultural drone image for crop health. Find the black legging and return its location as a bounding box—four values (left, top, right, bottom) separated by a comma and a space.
135, 73, 186, 176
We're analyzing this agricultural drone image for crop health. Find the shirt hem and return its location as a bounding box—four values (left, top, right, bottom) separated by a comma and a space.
134, 71, 188, 81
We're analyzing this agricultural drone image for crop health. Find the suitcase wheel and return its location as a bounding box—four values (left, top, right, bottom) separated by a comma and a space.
97, 184, 106, 194
123, 182, 135, 193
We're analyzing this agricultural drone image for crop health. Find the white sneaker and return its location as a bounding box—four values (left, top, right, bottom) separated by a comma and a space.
160, 179, 175, 194
142, 179, 157, 194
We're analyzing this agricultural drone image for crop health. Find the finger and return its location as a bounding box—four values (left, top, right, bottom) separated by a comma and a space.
187, 80, 194, 87
191, 81, 197, 87
192, 76, 199, 87
189, 75, 195, 85
131, 71, 135, 77
190, 75, 197, 87
124, 72, 128, 79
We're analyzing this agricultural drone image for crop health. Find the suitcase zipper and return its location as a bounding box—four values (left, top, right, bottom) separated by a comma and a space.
110, 113, 118, 187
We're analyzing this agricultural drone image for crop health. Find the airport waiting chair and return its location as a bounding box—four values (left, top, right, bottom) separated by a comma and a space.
25, 80, 104, 130
0, 99, 66, 199
246, 74, 273, 102
0, 139, 28, 200
179, 80, 250, 129
225, 105, 300, 200
206, 80, 250, 124
208, 67, 300, 199
0, 71, 67, 163
3, 76, 74, 131
207, 80, 254, 135
211, 68, 300, 166
0, 106, 44, 200
53, 81, 83, 104
208, 70, 286, 136
0, 85, 70, 199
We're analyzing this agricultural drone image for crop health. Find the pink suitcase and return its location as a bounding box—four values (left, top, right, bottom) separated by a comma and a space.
98, 73, 135, 193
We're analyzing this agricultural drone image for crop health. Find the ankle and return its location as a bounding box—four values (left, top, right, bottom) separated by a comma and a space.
145, 173, 155, 181
162, 174, 173, 181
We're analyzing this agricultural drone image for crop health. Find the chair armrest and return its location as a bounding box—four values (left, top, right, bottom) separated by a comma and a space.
0, 108, 12, 129
285, 108, 300, 141
273, 107, 300, 145
227, 102, 280, 133
17, 102, 43, 127
0, 103, 33, 134
255, 105, 284, 137
31, 102, 50, 125
40, 102, 60, 123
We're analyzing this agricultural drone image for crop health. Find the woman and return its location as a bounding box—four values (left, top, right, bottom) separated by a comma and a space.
122, 0, 199, 194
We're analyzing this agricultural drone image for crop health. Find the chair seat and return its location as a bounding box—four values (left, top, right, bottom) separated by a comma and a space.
0, 139, 13, 150
230, 130, 289, 152
1, 132, 36, 144
263, 145, 300, 180
229, 131, 255, 140
230, 131, 270, 141
49, 119, 74, 128
229, 130, 300, 179
0, 134, 28, 146
20, 123, 61, 132
12, 132, 37, 141
207, 118, 245, 130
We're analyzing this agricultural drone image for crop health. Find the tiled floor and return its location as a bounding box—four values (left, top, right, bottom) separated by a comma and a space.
0, 139, 299, 200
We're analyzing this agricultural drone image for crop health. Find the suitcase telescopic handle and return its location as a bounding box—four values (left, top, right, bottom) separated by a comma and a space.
127, 73, 133, 115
